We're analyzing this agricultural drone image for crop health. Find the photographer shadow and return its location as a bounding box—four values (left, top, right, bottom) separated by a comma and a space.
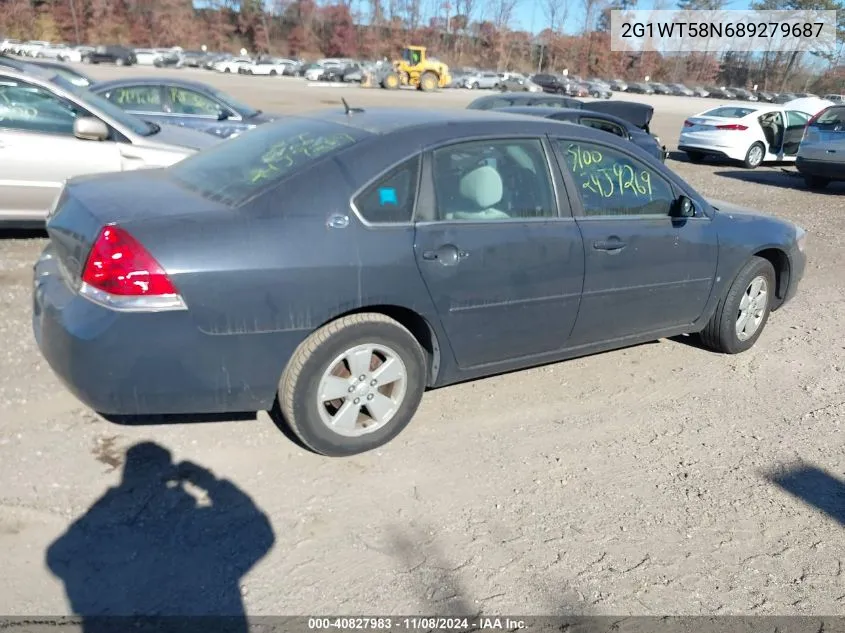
45, 442, 275, 633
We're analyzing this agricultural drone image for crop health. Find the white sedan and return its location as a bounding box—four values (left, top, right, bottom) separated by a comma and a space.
678, 103, 819, 168
243, 58, 296, 75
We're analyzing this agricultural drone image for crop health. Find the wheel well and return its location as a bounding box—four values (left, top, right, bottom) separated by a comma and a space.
753, 248, 790, 309
327, 305, 441, 386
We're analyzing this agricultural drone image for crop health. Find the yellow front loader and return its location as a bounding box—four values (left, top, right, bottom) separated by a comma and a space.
380, 46, 451, 91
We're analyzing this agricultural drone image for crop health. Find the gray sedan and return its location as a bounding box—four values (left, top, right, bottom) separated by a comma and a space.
34, 108, 807, 457
0, 58, 219, 226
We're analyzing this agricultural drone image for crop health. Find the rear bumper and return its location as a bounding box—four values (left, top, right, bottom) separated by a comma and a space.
678, 143, 734, 159
796, 157, 844, 180
32, 247, 305, 416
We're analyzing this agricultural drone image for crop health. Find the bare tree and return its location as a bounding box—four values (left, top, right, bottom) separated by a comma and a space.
543, 0, 569, 32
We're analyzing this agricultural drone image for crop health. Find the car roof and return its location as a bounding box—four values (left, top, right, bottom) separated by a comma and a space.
0, 54, 57, 81
94, 77, 213, 91
269, 107, 635, 144
495, 105, 636, 130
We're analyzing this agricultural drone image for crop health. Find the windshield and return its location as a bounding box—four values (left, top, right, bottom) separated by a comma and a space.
51, 74, 155, 136
211, 88, 259, 118
169, 117, 366, 206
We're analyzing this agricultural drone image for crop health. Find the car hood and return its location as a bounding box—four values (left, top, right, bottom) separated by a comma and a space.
136, 123, 223, 151
249, 112, 280, 124
783, 97, 835, 115
581, 100, 653, 131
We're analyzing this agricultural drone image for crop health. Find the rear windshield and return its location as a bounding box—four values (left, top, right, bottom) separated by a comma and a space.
815, 106, 845, 126
702, 107, 755, 118
169, 117, 366, 206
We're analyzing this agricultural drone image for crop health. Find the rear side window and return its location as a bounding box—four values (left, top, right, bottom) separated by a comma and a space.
169, 118, 365, 206
353, 156, 420, 224
703, 107, 755, 118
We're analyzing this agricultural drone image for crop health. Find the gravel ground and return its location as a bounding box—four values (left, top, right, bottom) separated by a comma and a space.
1, 65, 844, 617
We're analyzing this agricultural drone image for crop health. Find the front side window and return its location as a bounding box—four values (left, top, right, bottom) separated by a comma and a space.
353, 156, 420, 224
167, 87, 223, 116
103, 85, 163, 113
786, 110, 811, 127
0, 77, 80, 135
556, 139, 674, 217
429, 139, 556, 222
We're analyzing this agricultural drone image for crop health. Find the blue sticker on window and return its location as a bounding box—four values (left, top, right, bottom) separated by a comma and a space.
379, 187, 398, 206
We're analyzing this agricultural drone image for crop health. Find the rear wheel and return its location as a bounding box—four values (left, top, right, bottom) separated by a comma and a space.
115, 58, 125, 67
278, 313, 427, 457
471, 81, 480, 90
224, 67, 231, 73
685, 150, 704, 163
803, 174, 830, 189
699, 256, 776, 354
419, 71, 438, 92
269, 69, 277, 76
743, 142, 765, 168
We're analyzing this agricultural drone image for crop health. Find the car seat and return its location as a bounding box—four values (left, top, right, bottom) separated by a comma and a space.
443, 165, 510, 220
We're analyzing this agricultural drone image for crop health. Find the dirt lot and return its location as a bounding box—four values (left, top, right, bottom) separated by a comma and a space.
1, 65, 844, 617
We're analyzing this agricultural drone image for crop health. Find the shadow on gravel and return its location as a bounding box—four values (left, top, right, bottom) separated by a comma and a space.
765, 461, 845, 526
0, 227, 47, 240
714, 169, 845, 194
45, 441, 275, 633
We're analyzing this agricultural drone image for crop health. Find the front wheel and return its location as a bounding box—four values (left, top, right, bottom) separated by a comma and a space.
115, 58, 125, 67
699, 256, 776, 354
743, 142, 765, 169
269, 69, 277, 76
278, 313, 426, 457
471, 82, 480, 89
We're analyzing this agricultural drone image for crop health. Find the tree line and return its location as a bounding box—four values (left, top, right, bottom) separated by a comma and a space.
1, 0, 843, 92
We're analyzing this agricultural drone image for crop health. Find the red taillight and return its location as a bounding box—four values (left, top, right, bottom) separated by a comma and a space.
802, 110, 824, 141
715, 123, 748, 131
683, 119, 694, 127
81, 225, 178, 296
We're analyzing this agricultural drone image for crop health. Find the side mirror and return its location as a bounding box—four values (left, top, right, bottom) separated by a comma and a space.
73, 116, 109, 141
216, 109, 229, 121
674, 195, 696, 218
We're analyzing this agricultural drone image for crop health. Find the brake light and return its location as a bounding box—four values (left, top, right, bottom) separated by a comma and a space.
802, 110, 823, 141
715, 123, 748, 130
80, 225, 186, 311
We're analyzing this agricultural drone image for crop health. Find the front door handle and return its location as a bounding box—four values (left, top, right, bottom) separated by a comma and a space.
593, 239, 627, 251
421, 244, 469, 266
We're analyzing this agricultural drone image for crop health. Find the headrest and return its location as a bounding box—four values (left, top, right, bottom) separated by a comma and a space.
459, 165, 503, 209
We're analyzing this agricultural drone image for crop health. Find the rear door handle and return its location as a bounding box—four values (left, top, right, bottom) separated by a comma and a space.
421, 244, 469, 265
593, 239, 627, 251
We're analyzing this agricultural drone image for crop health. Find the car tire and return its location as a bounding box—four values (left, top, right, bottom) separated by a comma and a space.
685, 151, 704, 163
699, 256, 776, 354
224, 67, 230, 73
278, 313, 427, 457
269, 69, 277, 76
743, 142, 765, 169
803, 175, 830, 189
82, 55, 91, 63
115, 58, 125, 66
471, 82, 479, 90
419, 71, 438, 92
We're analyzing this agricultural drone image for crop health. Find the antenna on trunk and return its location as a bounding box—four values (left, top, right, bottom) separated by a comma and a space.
341, 98, 364, 115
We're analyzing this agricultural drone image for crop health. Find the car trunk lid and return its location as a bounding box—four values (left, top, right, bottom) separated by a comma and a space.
45, 170, 226, 286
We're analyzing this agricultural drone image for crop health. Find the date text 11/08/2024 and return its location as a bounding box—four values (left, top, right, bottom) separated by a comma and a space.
307, 617, 528, 630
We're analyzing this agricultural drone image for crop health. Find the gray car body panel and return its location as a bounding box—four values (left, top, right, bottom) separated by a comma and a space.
34, 108, 806, 415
